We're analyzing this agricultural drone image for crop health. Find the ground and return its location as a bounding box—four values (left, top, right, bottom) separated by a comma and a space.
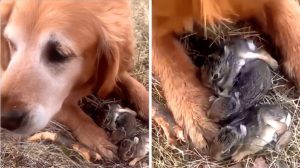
0, 0, 149, 167
152, 23, 300, 168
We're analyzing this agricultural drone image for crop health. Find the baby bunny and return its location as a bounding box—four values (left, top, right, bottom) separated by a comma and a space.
118, 133, 149, 166
210, 105, 292, 161
208, 59, 273, 123
208, 38, 278, 97
207, 38, 278, 122
104, 104, 137, 144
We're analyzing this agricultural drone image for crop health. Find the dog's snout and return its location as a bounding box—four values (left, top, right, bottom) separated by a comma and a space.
1, 111, 27, 131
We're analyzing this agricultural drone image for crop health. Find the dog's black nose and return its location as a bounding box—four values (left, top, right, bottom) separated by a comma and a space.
1, 111, 26, 131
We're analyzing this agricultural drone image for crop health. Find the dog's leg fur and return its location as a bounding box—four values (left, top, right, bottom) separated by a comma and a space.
153, 33, 218, 150
257, 0, 300, 91
54, 102, 117, 160
115, 72, 149, 121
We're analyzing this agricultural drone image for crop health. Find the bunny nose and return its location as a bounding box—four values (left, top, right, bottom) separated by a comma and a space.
1, 110, 27, 131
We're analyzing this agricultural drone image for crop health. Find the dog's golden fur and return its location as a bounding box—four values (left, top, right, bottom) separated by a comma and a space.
153, 0, 300, 150
1, 0, 148, 160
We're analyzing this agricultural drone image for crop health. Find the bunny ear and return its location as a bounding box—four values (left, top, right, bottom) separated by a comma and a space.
240, 124, 247, 137
247, 39, 256, 51
133, 137, 139, 144
223, 45, 230, 57
108, 104, 121, 111
116, 107, 137, 116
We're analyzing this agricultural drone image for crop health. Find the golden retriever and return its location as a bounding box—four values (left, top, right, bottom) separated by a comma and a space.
152, 0, 300, 151
0, 0, 148, 160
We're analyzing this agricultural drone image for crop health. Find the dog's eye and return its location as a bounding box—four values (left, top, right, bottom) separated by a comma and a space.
7, 39, 17, 52
46, 41, 71, 63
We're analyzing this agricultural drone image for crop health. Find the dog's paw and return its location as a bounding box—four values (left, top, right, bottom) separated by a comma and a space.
154, 116, 185, 145
73, 123, 118, 161
27, 131, 102, 162
166, 125, 186, 145
169, 90, 219, 152
174, 125, 186, 142
187, 120, 219, 153
153, 102, 187, 145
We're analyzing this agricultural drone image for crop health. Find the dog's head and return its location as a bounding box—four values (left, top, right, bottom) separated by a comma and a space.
0, 0, 126, 135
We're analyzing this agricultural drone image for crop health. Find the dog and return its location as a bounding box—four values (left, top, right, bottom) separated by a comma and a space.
153, 0, 300, 150
0, 0, 148, 161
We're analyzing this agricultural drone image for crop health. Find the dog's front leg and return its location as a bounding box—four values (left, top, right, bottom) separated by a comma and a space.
152, 33, 218, 151
54, 102, 117, 161
115, 72, 149, 121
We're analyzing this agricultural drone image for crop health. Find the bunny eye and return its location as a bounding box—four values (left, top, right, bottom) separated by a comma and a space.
213, 73, 219, 80
121, 142, 127, 147
126, 149, 133, 156
129, 147, 135, 154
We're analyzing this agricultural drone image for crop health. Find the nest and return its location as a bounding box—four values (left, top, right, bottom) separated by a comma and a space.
153, 22, 300, 168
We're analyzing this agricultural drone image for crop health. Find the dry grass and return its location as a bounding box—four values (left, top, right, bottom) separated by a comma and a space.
0, 0, 149, 167
152, 22, 300, 168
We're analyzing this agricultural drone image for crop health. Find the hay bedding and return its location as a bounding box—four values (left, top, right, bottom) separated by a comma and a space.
79, 95, 149, 167
153, 22, 300, 168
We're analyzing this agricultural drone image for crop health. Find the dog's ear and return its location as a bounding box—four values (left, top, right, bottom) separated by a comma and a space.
1, 0, 15, 76
95, 32, 120, 99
